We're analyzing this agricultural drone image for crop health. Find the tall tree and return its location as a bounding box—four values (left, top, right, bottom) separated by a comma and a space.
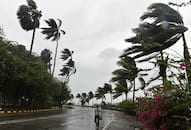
169, 1, 191, 91
17, 0, 42, 55
113, 80, 132, 101
88, 91, 94, 105
121, 3, 188, 87
95, 87, 106, 103
59, 48, 76, 83
111, 56, 147, 102
41, 18, 65, 76
122, 3, 187, 59
103, 83, 113, 104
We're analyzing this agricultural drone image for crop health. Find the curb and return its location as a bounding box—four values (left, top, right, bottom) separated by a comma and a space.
0, 108, 61, 115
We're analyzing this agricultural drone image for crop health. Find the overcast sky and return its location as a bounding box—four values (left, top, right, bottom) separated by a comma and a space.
0, 0, 191, 97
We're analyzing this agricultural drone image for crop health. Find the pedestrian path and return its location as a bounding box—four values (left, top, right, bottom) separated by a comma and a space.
102, 110, 146, 130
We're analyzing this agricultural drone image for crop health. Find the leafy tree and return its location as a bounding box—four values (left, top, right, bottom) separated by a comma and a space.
17, 0, 42, 55
40, 49, 52, 73
41, 18, 65, 76
0, 38, 72, 109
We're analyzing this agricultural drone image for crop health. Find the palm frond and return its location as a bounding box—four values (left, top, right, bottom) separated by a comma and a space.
27, 0, 37, 9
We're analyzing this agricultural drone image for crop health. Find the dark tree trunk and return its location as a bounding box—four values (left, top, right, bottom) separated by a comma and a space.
29, 27, 36, 55
182, 33, 191, 92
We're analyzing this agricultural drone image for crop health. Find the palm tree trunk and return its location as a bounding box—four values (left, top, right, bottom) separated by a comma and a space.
132, 80, 135, 103
125, 92, 128, 101
52, 40, 59, 77
29, 22, 36, 55
182, 33, 191, 85
160, 51, 167, 87
110, 93, 112, 105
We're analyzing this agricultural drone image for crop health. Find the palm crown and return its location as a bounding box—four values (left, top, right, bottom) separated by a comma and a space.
122, 3, 188, 59
41, 19, 65, 41
17, 0, 41, 31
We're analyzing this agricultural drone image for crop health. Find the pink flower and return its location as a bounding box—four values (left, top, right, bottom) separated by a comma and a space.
160, 124, 167, 130
151, 111, 158, 120
154, 94, 162, 102
180, 63, 189, 70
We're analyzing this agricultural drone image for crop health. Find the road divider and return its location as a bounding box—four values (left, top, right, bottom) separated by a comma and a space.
0, 108, 61, 115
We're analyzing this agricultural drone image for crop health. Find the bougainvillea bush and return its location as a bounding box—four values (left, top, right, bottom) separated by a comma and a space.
136, 86, 191, 130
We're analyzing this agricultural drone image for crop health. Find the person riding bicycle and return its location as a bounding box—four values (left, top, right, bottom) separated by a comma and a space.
94, 104, 102, 127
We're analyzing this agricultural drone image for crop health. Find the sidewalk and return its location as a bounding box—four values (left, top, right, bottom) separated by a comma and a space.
102, 110, 146, 130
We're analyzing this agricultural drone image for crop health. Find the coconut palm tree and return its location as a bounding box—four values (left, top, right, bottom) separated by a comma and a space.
113, 80, 132, 101
103, 83, 113, 104
111, 56, 148, 102
17, 0, 42, 55
88, 91, 94, 105
95, 87, 106, 103
121, 3, 187, 59
59, 48, 76, 83
121, 3, 188, 88
169, 1, 191, 88
41, 18, 65, 76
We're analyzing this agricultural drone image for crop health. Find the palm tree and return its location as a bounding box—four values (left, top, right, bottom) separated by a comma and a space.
81, 93, 87, 106
122, 3, 187, 60
169, 1, 191, 88
76, 93, 81, 105
59, 48, 76, 83
17, 0, 42, 55
111, 56, 147, 102
121, 3, 188, 88
88, 91, 94, 106
103, 83, 113, 104
113, 80, 132, 101
41, 18, 65, 76
40, 49, 52, 73
95, 87, 106, 104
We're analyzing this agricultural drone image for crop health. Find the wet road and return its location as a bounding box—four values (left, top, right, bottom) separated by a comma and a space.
0, 106, 143, 130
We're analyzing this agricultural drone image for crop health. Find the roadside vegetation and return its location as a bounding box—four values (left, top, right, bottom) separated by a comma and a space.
77, 2, 191, 130
0, 0, 76, 110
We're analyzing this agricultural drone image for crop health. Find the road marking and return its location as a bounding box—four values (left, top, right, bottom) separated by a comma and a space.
60, 120, 77, 126
102, 113, 114, 130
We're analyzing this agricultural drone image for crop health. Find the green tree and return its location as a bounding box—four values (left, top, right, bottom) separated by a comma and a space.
17, 0, 42, 55
41, 18, 65, 76
40, 49, 52, 73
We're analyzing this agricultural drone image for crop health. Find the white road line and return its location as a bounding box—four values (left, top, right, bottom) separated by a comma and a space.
102, 113, 114, 130
60, 120, 77, 126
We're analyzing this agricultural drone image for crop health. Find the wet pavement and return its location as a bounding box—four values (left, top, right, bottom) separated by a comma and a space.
0, 106, 144, 130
